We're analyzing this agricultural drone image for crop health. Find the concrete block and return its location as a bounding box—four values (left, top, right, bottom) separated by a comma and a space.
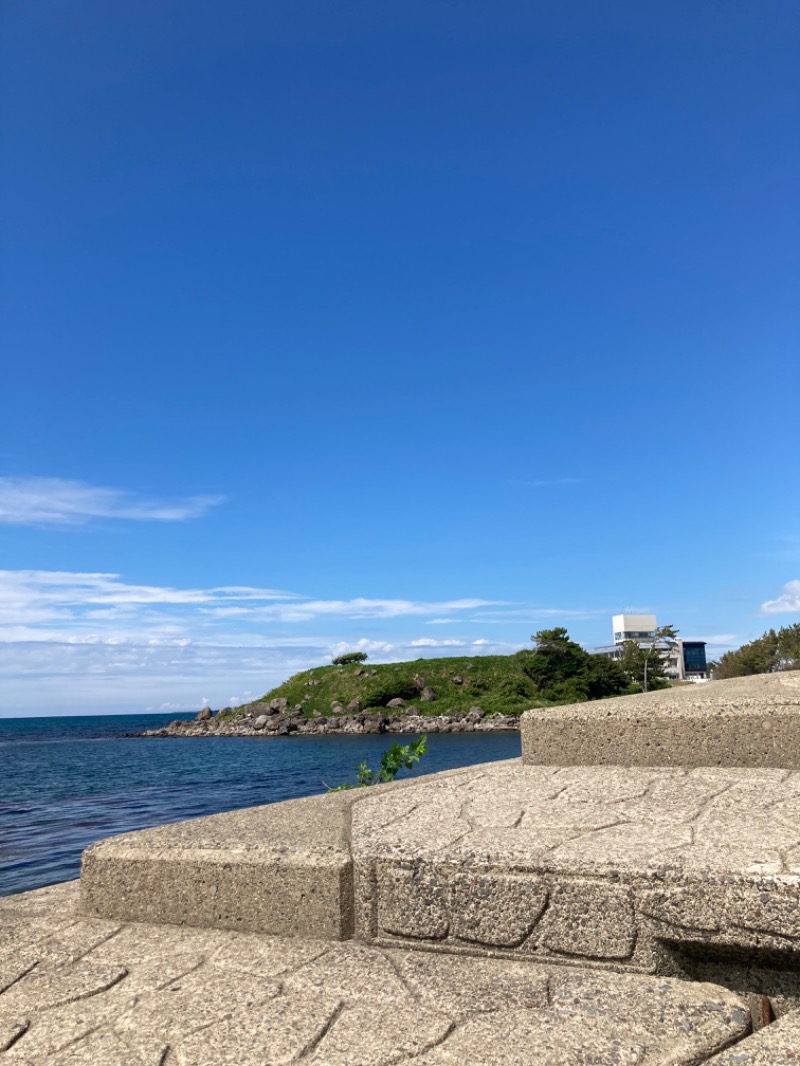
450, 870, 548, 947
376, 860, 450, 939
521, 672, 800, 769
538, 881, 637, 960
80, 792, 356, 939
79, 763, 481, 939
352, 761, 800, 988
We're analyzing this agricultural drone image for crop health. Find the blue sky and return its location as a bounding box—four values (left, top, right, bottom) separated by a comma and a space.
1, 0, 798, 715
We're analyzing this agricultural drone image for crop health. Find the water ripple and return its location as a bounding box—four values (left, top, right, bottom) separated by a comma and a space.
0, 714, 519, 896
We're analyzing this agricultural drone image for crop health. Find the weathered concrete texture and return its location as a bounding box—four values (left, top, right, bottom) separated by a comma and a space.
352, 762, 800, 988
80, 791, 356, 938
81, 755, 800, 1002
706, 1010, 800, 1063
79, 764, 485, 937
521, 671, 800, 769
0, 882, 756, 1065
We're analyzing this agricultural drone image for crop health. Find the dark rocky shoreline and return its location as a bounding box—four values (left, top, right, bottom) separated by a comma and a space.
138, 698, 520, 738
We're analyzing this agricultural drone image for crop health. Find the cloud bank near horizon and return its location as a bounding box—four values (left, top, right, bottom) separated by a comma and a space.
0, 568, 757, 716
0, 570, 509, 641
0, 568, 612, 715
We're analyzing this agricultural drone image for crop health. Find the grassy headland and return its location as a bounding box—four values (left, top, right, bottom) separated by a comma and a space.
224, 630, 634, 723
226, 654, 544, 721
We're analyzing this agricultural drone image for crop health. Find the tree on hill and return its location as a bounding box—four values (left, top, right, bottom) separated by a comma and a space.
618, 624, 678, 692
713, 624, 800, 679
525, 628, 629, 703
331, 651, 369, 666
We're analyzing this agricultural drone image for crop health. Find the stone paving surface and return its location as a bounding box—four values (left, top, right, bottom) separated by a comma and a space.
352, 761, 800, 979
0, 881, 759, 1065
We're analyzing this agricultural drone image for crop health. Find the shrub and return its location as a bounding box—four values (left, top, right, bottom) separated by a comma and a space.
331, 651, 369, 666
361, 680, 422, 709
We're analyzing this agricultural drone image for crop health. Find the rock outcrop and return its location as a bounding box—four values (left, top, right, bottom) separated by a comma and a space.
139, 705, 518, 738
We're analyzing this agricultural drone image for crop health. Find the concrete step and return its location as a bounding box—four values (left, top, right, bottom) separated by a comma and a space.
70, 673, 800, 1059
521, 671, 800, 769
351, 761, 800, 1013
80, 791, 357, 940
79, 766, 475, 939
82, 758, 800, 1013
706, 1010, 800, 1064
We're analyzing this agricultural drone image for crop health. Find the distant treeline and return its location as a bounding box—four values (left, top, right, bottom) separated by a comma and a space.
713, 624, 800, 679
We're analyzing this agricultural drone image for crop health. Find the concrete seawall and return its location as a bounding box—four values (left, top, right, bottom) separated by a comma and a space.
521, 671, 800, 769
3, 672, 800, 1063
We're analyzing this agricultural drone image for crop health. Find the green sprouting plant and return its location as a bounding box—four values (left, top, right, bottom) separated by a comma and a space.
328, 735, 428, 791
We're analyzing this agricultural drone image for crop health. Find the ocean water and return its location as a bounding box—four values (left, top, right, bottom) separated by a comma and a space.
0, 713, 520, 897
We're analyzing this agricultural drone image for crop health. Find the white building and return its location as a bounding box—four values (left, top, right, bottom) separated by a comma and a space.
594, 614, 708, 681
612, 614, 658, 643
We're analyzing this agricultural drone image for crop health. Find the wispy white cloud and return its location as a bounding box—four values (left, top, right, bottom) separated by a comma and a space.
329, 638, 397, 657
508, 478, 580, 489
0, 570, 297, 631
0, 570, 601, 643
761, 580, 800, 615
685, 633, 739, 647
0, 568, 581, 714
202, 597, 504, 623
0, 477, 224, 526
410, 637, 466, 647
0, 571, 512, 649
473, 607, 604, 622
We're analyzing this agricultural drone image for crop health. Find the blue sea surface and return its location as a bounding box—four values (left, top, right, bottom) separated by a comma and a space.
0, 713, 520, 897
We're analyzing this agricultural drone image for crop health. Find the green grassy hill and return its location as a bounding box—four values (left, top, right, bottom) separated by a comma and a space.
231, 653, 548, 720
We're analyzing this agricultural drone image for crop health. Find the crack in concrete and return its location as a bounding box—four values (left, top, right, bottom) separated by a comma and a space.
402, 1017, 457, 1063
456, 795, 477, 837
271, 944, 333, 981
378, 802, 421, 832
0, 1018, 30, 1054
0, 956, 41, 995
295, 999, 346, 1062
374, 947, 422, 1003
